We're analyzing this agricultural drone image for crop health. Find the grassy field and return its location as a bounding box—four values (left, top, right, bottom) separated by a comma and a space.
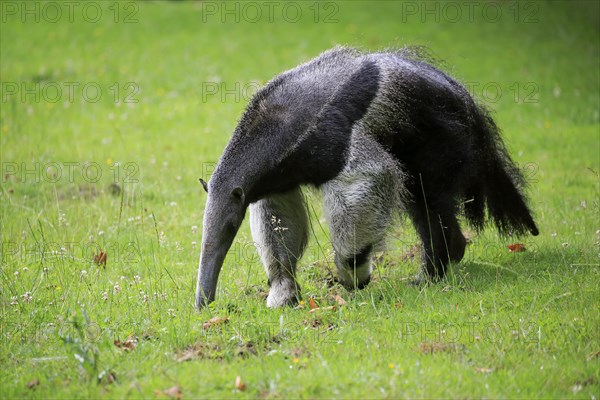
1, 1, 599, 398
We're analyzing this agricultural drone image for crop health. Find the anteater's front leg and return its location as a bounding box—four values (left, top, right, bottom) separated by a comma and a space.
249, 188, 308, 307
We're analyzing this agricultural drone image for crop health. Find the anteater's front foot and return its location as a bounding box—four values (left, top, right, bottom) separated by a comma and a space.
266, 278, 299, 308
336, 261, 372, 291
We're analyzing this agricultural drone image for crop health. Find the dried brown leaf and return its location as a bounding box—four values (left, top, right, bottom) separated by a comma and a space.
308, 298, 318, 310
309, 305, 336, 313
304, 318, 322, 328
93, 251, 107, 266
175, 343, 221, 362
114, 335, 138, 351
507, 243, 526, 253
26, 379, 40, 389
202, 316, 230, 330
332, 294, 347, 306
161, 385, 183, 399
235, 376, 246, 391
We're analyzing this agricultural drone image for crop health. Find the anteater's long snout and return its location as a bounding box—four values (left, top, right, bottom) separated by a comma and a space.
195, 194, 243, 309
195, 234, 232, 308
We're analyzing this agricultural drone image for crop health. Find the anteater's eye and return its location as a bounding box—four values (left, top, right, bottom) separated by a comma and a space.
225, 221, 238, 235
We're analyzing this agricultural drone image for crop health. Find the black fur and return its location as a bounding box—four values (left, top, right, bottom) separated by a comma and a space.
346, 244, 373, 270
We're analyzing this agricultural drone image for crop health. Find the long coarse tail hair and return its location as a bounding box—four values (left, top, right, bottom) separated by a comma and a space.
464, 103, 539, 237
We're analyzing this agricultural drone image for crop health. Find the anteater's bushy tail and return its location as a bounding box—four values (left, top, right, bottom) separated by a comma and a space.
464, 105, 539, 236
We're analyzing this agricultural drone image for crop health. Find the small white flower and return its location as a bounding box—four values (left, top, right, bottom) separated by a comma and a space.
102, 291, 108, 301
80, 270, 87, 277
58, 211, 69, 227
21, 292, 32, 303
192, 241, 197, 248
140, 291, 149, 303
191, 225, 198, 234
114, 283, 122, 294
14, 271, 19, 276
98, 230, 105, 236
270, 214, 288, 231
22, 267, 29, 272
10, 296, 18, 305
133, 275, 141, 284
167, 308, 176, 317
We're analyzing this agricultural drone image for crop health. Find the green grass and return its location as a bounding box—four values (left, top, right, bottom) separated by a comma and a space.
1, 1, 598, 398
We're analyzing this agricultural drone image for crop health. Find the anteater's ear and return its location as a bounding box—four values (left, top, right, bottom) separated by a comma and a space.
199, 178, 209, 193
230, 187, 245, 203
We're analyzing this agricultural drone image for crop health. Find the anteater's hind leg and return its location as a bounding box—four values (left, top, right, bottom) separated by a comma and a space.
408, 189, 467, 282
249, 187, 308, 307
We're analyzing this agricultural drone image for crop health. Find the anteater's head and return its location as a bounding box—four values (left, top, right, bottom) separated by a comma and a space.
195, 178, 246, 308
